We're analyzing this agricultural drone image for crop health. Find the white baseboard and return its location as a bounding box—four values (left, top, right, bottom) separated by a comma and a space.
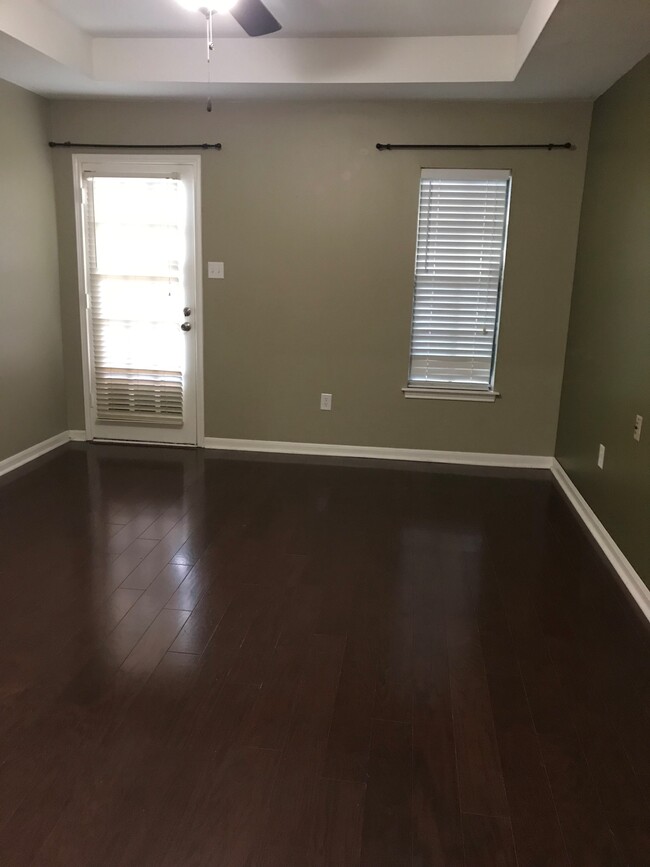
551, 459, 649, 623
1, 431, 552, 472
204, 437, 553, 469
0, 431, 71, 478
0, 429, 90, 479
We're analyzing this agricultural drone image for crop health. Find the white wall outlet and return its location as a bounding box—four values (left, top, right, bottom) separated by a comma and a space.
634, 414, 643, 442
320, 393, 332, 411
597, 443, 605, 469
208, 261, 224, 279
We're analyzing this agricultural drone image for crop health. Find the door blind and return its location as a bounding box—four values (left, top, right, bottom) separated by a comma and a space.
408, 168, 511, 390
84, 175, 186, 425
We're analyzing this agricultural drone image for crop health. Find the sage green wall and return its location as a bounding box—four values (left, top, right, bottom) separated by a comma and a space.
50, 99, 591, 455
0, 79, 66, 462
556, 56, 650, 586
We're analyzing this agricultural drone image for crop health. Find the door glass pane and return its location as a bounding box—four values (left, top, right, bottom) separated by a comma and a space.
85, 176, 187, 425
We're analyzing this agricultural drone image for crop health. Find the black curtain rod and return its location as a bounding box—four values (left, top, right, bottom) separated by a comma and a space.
48, 141, 222, 150
376, 142, 573, 151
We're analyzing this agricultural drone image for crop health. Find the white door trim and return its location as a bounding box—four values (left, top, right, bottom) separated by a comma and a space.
71, 153, 205, 447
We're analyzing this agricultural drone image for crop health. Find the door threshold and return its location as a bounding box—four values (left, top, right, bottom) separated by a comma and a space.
91, 438, 198, 449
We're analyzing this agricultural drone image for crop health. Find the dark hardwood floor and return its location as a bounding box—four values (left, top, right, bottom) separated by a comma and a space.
0, 443, 648, 866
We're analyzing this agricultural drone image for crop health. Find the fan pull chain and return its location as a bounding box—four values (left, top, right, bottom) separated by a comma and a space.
204, 9, 214, 112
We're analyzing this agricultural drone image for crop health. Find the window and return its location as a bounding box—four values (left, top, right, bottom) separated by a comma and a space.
406, 168, 511, 399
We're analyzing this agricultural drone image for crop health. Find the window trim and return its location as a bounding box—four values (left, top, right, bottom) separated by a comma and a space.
404, 167, 512, 400
402, 387, 500, 402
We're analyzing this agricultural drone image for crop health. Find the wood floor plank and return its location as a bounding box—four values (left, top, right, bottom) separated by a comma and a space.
477, 575, 571, 867
163, 554, 217, 610
294, 777, 366, 867
539, 731, 626, 867
252, 633, 346, 864
107, 572, 191, 667
445, 551, 509, 820
373, 604, 413, 725
138, 505, 187, 540
174, 583, 268, 671
321, 576, 383, 783
461, 813, 518, 867
120, 608, 192, 677
157, 745, 280, 867
512, 631, 625, 866
360, 719, 411, 867
107, 537, 159, 590
107, 587, 144, 628
226, 586, 292, 686
167, 577, 240, 654
320, 641, 377, 783
119, 514, 197, 590
488, 500, 645, 866
138, 562, 192, 606
108, 509, 166, 558
238, 642, 306, 751
29, 654, 201, 866
410, 541, 464, 867
549, 639, 650, 866
275, 582, 323, 648
483, 638, 571, 866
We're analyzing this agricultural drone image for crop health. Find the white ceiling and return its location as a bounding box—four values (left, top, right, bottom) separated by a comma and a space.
42, 0, 532, 38
0, 0, 648, 100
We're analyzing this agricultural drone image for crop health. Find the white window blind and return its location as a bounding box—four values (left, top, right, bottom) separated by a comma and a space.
408, 168, 511, 390
83, 175, 187, 425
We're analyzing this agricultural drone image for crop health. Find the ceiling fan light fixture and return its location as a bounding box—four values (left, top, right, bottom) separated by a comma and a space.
213, 0, 237, 13
175, 0, 237, 13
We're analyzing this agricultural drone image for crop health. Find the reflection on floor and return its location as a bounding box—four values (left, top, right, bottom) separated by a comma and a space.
0, 442, 648, 866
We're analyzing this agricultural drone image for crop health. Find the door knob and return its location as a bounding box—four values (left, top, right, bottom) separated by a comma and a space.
183, 307, 191, 316
181, 322, 191, 332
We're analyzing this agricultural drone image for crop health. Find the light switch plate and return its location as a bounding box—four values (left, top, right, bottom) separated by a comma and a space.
208, 261, 224, 279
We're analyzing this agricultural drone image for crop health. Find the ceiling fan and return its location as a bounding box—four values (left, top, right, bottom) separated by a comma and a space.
176, 0, 282, 38
176, 1, 281, 110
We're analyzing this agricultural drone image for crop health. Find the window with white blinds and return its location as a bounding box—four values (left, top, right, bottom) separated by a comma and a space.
408, 168, 511, 391
83, 175, 187, 425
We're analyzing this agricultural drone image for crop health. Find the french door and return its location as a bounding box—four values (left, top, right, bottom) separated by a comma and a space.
74, 155, 202, 446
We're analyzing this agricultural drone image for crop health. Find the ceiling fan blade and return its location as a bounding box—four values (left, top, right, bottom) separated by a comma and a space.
231, 0, 281, 36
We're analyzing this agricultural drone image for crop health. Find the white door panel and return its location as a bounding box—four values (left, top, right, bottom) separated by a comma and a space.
74, 156, 202, 446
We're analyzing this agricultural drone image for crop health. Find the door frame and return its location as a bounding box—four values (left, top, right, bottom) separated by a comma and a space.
72, 153, 205, 447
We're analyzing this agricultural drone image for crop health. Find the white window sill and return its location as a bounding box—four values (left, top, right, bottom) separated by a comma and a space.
403, 387, 499, 403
